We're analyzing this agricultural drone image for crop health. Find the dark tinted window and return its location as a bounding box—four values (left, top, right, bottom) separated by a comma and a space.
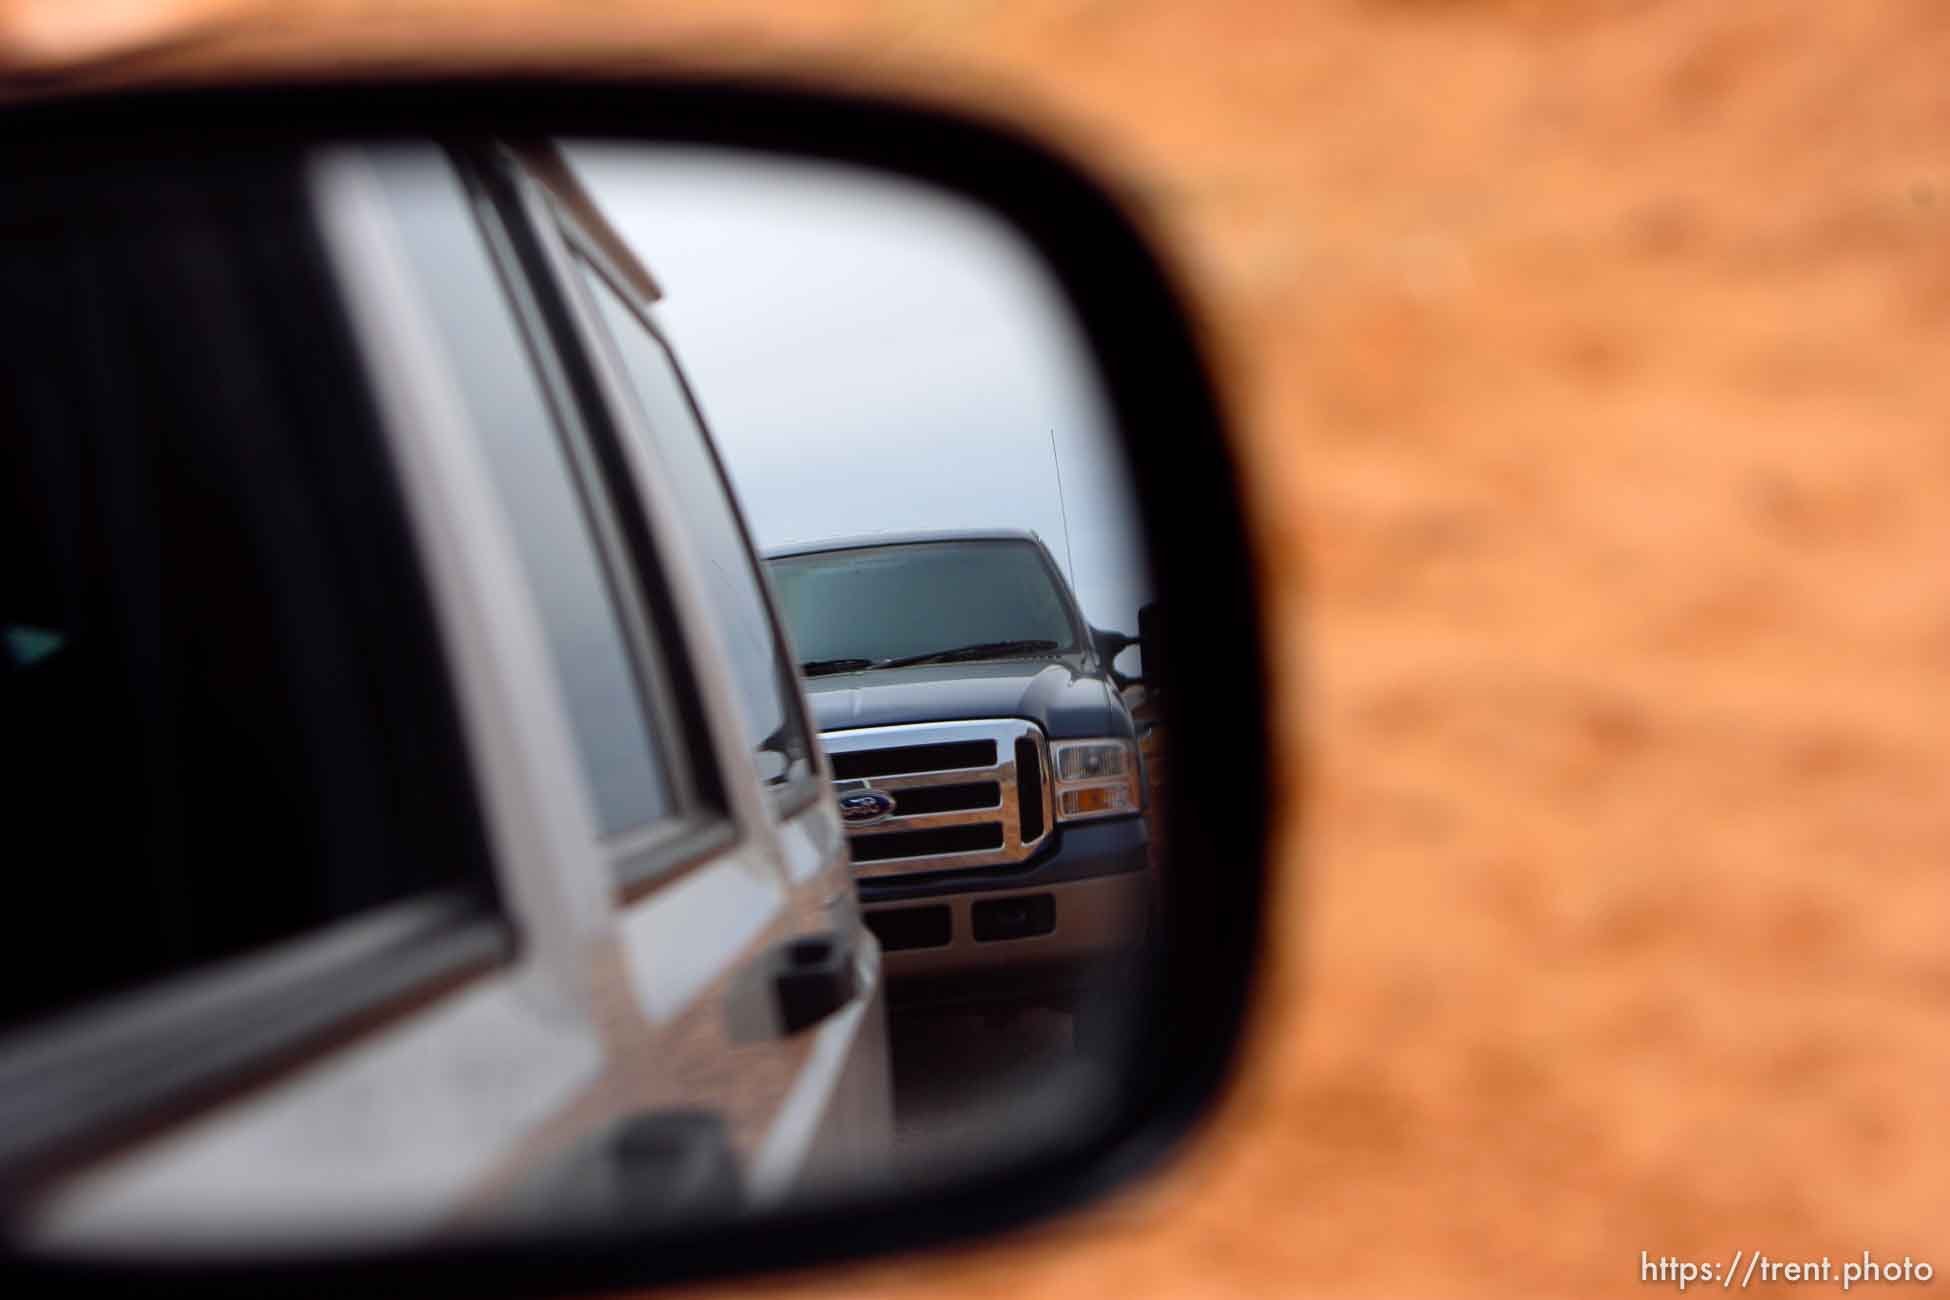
372, 149, 676, 836
0, 154, 487, 1031
577, 263, 812, 791
766, 541, 1079, 666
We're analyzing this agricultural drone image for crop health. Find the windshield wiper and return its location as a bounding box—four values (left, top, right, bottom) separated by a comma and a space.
800, 657, 878, 677
872, 639, 1062, 670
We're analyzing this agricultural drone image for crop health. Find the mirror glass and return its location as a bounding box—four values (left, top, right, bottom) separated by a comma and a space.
0, 135, 1164, 1256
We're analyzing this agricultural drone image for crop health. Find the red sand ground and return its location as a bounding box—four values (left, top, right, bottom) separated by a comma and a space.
6, 3, 1946, 1295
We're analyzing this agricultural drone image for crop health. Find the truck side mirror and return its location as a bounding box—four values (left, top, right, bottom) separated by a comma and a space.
1091, 626, 1138, 688
1137, 602, 1164, 692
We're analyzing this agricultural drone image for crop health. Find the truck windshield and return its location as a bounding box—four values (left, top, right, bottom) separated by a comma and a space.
768, 540, 1079, 674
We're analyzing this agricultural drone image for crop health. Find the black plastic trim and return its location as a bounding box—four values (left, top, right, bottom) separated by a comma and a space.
858, 815, 1148, 902
830, 740, 998, 780
850, 822, 1005, 863
861, 906, 954, 953
880, 781, 1001, 816
1015, 737, 1046, 841
769, 933, 861, 1035
970, 894, 1056, 943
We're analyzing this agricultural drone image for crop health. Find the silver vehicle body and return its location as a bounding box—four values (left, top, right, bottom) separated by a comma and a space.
8, 142, 891, 1254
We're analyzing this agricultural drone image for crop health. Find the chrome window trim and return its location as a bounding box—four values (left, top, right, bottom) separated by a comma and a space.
819, 719, 1052, 879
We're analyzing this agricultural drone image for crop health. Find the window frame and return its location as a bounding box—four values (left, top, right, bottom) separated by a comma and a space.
0, 896, 509, 1208
542, 192, 826, 824
455, 145, 756, 896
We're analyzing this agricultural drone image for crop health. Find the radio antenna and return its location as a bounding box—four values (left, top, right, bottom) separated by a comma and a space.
1049, 428, 1079, 592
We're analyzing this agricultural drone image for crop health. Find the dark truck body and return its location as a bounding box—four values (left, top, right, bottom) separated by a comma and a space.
766, 530, 1153, 1009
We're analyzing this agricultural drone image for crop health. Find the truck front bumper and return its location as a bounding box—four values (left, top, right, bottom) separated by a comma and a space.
856, 817, 1153, 1008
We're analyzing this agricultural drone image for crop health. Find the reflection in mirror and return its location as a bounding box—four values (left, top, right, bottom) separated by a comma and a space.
0, 134, 1160, 1258
573, 141, 1158, 1184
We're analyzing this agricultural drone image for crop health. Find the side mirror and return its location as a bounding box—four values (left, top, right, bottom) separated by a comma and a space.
1137, 601, 1165, 692
0, 76, 1267, 1299
1091, 625, 1137, 688
1092, 605, 1164, 696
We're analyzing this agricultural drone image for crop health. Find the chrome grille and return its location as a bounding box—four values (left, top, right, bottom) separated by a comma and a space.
819, 719, 1051, 879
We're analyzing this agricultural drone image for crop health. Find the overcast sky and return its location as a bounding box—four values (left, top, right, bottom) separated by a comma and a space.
567, 144, 1152, 641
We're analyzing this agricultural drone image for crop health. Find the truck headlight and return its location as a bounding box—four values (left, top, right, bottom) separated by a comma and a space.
1049, 738, 1141, 822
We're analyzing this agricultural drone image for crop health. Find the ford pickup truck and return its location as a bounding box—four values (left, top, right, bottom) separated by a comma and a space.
764, 530, 1154, 1012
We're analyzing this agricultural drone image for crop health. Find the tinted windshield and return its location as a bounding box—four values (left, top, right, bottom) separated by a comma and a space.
768, 540, 1079, 668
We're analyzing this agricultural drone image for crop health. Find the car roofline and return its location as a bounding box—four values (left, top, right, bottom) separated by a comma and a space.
763, 528, 1046, 560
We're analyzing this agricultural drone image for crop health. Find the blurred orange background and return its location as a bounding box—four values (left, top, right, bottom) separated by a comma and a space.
5, 2, 1946, 1296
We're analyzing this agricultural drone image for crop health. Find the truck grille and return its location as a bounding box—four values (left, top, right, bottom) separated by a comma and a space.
819, 719, 1052, 879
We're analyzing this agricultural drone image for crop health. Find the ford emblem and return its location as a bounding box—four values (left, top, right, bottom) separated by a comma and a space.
838, 790, 897, 828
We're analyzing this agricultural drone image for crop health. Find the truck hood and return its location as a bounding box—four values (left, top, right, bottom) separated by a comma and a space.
803, 659, 1129, 740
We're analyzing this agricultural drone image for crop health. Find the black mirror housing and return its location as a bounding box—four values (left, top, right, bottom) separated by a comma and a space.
0, 75, 1269, 1300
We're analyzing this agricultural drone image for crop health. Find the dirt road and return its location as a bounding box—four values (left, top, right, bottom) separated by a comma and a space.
887, 1005, 1079, 1178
